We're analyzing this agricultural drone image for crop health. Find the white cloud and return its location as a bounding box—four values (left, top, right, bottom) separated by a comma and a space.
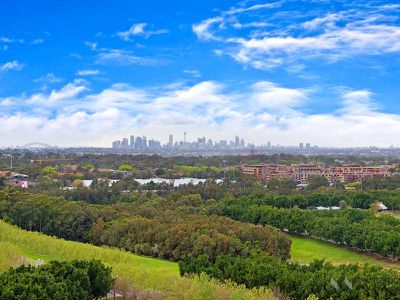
31, 39, 44, 45
0, 60, 24, 72
232, 22, 270, 29
76, 69, 100, 76
0, 37, 14, 43
192, 1, 400, 70
183, 69, 202, 77
226, 1, 282, 15
192, 17, 224, 41
27, 81, 87, 106
96, 49, 162, 66
34, 73, 63, 83
0, 37, 24, 44
340, 90, 377, 114
302, 13, 340, 29
117, 23, 168, 41
2, 80, 400, 147
0, 98, 14, 106
249, 81, 307, 111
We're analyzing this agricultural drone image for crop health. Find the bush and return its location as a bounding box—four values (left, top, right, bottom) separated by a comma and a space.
0, 260, 114, 300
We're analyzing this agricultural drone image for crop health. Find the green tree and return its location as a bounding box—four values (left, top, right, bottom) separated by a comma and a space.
42, 166, 57, 176
0, 177, 6, 188
83, 164, 95, 171
307, 176, 330, 190
118, 165, 134, 171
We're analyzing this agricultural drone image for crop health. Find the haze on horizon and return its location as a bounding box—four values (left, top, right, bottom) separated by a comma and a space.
1, 0, 400, 148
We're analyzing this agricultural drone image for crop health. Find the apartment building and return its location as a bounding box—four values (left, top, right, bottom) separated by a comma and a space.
241, 164, 393, 184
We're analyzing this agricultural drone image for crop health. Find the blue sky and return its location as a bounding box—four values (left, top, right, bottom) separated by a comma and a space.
1, 0, 400, 147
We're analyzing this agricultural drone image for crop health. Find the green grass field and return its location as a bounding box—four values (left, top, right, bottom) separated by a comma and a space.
0, 220, 273, 299
290, 235, 400, 269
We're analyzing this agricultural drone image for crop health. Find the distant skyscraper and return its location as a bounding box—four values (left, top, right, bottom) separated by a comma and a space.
169, 134, 173, 147
306, 143, 311, 149
130, 135, 135, 148
135, 136, 142, 150
235, 136, 239, 146
142, 136, 148, 149
121, 138, 129, 149
299, 142, 304, 149
184, 132, 187, 143
112, 140, 121, 149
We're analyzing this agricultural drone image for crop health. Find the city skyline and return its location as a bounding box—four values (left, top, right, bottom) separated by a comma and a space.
111, 133, 316, 150
1, 1, 400, 147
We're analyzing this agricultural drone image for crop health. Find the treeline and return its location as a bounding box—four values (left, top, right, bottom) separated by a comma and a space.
50, 177, 400, 208
179, 252, 400, 300
223, 189, 400, 209
0, 190, 290, 261
214, 201, 400, 258
0, 260, 113, 300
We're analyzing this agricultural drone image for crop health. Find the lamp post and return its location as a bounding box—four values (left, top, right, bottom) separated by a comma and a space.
7, 154, 13, 169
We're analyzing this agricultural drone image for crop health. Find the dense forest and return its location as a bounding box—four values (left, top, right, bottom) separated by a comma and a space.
2, 188, 400, 260
0, 190, 290, 261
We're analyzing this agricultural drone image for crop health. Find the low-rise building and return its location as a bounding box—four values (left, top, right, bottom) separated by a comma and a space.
8, 173, 29, 188
241, 163, 393, 184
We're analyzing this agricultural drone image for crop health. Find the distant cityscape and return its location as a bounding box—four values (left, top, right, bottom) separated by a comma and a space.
111, 133, 315, 153
2, 134, 400, 157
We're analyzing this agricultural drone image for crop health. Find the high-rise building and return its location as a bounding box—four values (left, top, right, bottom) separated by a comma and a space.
235, 136, 240, 146
135, 136, 142, 150
306, 143, 311, 149
299, 142, 304, 149
121, 138, 129, 149
168, 134, 173, 147
130, 135, 135, 148
142, 136, 148, 149
112, 140, 121, 149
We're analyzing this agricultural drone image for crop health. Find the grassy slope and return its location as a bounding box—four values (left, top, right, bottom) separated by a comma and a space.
0, 220, 273, 299
290, 235, 400, 269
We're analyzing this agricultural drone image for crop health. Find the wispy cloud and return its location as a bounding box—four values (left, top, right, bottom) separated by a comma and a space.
0, 37, 24, 44
34, 73, 63, 83
117, 23, 168, 41
0, 60, 24, 72
192, 17, 224, 41
76, 69, 100, 76
85, 41, 164, 66
183, 69, 202, 77
192, 1, 400, 70
96, 49, 162, 66
31, 39, 44, 45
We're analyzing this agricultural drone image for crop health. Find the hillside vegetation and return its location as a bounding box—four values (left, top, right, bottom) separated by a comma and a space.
0, 220, 274, 299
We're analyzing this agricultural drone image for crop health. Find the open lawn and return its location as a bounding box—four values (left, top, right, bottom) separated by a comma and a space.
0, 220, 273, 299
290, 235, 400, 269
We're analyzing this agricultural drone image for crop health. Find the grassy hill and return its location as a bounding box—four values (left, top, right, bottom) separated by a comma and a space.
291, 235, 400, 269
0, 220, 273, 299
